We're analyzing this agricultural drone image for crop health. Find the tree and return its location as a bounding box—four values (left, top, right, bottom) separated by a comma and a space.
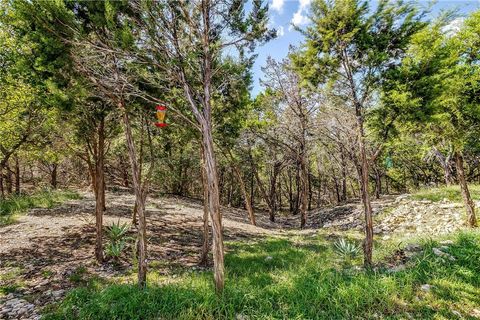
381, 13, 480, 227
255, 57, 317, 227
294, 0, 426, 266
128, 0, 274, 293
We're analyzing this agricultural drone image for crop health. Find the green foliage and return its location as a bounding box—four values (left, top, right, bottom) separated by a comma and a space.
105, 221, 132, 260
412, 185, 480, 202
333, 238, 361, 264
44, 232, 480, 319
0, 189, 80, 225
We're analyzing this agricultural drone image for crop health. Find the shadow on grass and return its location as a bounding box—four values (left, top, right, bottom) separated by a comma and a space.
43, 232, 480, 320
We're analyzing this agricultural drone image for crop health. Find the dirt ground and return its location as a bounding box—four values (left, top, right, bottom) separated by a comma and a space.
1, 190, 295, 318
1, 190, 469, 319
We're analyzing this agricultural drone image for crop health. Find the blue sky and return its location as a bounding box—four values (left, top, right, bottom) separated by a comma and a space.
250, 0, 480, 96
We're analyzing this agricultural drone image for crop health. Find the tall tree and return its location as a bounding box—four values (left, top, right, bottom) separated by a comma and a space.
294, 0, 426, 266
381, 13, 480, 227
129, 0, 274, 293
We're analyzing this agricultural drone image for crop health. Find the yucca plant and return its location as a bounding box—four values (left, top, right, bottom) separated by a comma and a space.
333, 238, 360, 266
105, 221, 132, 262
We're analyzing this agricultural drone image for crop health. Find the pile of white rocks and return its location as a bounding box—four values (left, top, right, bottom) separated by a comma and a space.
376, 197, 468, 237
316, 195, 473, 238
0, 294, 39, 320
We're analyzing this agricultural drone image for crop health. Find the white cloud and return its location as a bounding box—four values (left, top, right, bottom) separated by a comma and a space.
291, 11, 309, 26
299, 0, 311, 10
442, 17, 464, 37
289, 0, 311, 31
271, 0, 284, 13
276, 26, 285, 37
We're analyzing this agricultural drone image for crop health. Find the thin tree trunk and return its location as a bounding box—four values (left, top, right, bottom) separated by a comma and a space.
50, 164, 58, 189
120, 103, 147, 287
0, 165, 4, 199
340, 148, 347, 202
5, 163, 12, 195
254, 165, 274, 222
94, 117, 105, 264
232, 163, 256, 225
455, 152, 477, 227
356, 112, 374, 268
200, 146, 210, 266
201, 127, 224, 293
14, 156, 20, 194
299, 157, 308, 228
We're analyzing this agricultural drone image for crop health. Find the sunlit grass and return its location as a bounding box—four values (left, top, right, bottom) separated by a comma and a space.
43, 231, 480, 319
0, 189, 81, 225
411, 185, 480, 202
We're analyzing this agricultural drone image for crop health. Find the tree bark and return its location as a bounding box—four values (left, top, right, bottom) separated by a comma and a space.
201, 127, 224, 293
356, 111, 374, 268
50, 164, 58, 190
120, 103, 148, 287
232, 163, 256, 225
5, 163, 12, 195
14, 156, 20, 194
94, 117, 105, 264
299, 157, 308, 228
254, 164, 274, 222
200, 147, 210, 266
455, 152, 477, 227
0, 165, 4, 199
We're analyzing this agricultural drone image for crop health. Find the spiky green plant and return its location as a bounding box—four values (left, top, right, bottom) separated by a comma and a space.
333, 238, 360, 266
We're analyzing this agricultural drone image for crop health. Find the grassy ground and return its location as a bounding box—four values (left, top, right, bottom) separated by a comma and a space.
0, 189, 81, 225
411, 185, 480, 202
43, 231, 480, 320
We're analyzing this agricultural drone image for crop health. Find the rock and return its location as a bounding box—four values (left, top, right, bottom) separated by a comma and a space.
451, 310, 461, 317
387, 265, 406, 273
433, 247, 456, 261
420, 284, 432, 292
440, 240, 454, 245
265, 256, 273, 261
405, 244, 422, 252
51, 289, 65, 298
236, 314, 249, 320
470, 309, 480, 317
17, 307, 27, 315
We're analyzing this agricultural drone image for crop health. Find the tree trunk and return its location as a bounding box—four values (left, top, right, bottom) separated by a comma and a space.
200, 147, 210, 266
455, 152, 477, 227
5, 163, 12, 195
121, 103, 147, 287
299, 157, 308, 228
201, 127, 224, 293
14, 156, 20, 195
232, 163, 256, 225
0, 165, 4, 199
50, 164, 58, 189
356, 111, 374, 268
374, 167, 381, 200
94, 117, 105, 264
254, 165, 274, 222
340, 148, 348, 202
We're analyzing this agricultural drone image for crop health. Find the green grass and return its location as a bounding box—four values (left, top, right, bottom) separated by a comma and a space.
0, 189, 81, 225
411, 185, 480, 202
43, 231, 480, 320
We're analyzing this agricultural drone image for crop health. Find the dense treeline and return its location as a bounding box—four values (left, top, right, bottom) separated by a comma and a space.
1, 0, 479, 292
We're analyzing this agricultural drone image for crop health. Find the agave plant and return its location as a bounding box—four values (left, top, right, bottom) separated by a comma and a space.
105, 221, 132, 261
333, 238, 360, 265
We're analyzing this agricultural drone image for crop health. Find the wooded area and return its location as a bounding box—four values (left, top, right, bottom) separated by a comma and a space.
1, 0, 480, 319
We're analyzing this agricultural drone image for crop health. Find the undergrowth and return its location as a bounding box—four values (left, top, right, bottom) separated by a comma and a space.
0, 189, 81, 225
43, 231, 480, 320
411, 185, 480, 202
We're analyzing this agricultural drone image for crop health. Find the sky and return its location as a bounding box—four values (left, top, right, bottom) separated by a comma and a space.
250, 0, 480, 96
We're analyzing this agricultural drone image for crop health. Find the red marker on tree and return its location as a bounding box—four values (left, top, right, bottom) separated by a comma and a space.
155, 105, 167, 127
